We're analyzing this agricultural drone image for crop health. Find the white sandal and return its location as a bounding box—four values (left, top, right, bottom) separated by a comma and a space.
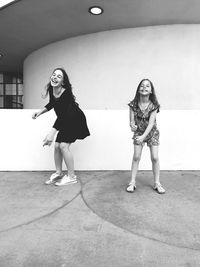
154, 183, 165, 194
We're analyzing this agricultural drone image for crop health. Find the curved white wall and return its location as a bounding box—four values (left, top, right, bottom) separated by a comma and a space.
2, 25, 198, 171
24, 25, 200, 110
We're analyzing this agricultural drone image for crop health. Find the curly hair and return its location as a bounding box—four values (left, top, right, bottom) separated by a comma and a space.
130, 79, 160, 112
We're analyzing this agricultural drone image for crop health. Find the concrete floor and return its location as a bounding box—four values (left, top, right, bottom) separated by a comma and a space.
0, 171, 200, 267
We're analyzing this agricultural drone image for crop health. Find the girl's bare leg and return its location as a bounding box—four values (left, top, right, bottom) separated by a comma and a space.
54, 142, 63, 175
149, 145, 160, 184
130, 144, 143, 184
60, 142, 75, 177
150, 145, 165, 193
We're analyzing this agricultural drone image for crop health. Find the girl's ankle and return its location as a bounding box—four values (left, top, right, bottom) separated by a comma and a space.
68, 172, 75, 177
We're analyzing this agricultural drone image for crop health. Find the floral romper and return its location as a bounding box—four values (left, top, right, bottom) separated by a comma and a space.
128, 101, 160, 146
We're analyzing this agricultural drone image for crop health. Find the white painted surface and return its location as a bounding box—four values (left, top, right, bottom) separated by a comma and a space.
24, 25, 200, 110
0, 110, 199, 171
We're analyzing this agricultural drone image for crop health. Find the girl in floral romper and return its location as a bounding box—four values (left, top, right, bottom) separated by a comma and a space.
126, 79, 165, 194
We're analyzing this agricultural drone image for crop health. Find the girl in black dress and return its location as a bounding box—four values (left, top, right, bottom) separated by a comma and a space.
32, 68, 90, 186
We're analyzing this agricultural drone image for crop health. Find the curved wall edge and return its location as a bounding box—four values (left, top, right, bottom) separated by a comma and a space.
24, 25, 200, 110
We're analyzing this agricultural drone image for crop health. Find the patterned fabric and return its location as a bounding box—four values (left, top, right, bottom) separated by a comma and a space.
128, 101, 160, 146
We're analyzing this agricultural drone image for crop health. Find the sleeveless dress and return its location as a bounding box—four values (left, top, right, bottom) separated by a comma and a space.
45, 88, 90, 143
128, 100, 159, 146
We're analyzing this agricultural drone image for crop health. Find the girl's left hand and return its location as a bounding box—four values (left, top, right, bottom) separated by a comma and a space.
130, 124, 137, 132
135, 135, 145, 144
43, 129, 57, 146
43, 137, 53, 146
43, 133, 54, 147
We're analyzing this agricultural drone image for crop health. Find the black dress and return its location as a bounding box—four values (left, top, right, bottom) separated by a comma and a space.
45, 88, 90, 143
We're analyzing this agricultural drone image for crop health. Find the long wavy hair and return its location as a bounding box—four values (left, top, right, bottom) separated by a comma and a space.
42, 67, 77, 104
130, 79, 160, 112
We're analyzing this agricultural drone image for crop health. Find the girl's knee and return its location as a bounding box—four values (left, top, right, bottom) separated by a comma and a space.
151, 156, 159, 163
133, 155, 141, 162
54, 143, 61, 150
60, 142, 70, 151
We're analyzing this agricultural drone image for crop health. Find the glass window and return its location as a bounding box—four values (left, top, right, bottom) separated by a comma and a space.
0, 84, 3, 95
17, 96, 23, 108
17, 77, 22, 84
0, 97, 3, 108
0, 73, 23, 108
18, 84, 23, 95
5, 84, 16, 95
5, 95, 13, 108
4, 74, 13, 84
0, 73, 3, 83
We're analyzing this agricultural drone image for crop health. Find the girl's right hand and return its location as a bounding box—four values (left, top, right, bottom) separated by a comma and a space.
130, 124, 137, 132
32, 112, 39, 119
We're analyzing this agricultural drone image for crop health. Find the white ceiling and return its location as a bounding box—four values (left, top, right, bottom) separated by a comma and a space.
0, 0, 200, 74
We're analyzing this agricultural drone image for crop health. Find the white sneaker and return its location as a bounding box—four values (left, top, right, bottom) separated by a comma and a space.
45, 173, 62, 185
154, 183, 165, 194
55, 175, 77, 186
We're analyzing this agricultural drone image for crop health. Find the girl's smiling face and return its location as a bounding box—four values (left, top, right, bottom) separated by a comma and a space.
139, 80, 152, 96
50, 69, 64, 88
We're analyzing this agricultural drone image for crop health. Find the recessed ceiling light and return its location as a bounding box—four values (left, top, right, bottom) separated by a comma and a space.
0, 53, 3, 58
0, 0, 16, 9
89, 6, 103, 15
